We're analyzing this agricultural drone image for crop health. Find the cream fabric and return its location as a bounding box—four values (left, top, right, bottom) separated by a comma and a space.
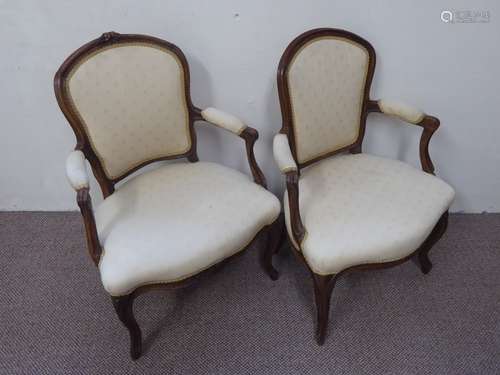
95, 161, 280, 296
284, 153, 455, 275
67, 43, 191, 179
378, 99, 425, 124
66, 150, 89, 190
273, 134, 297, 173
287, 37, 369, 163
201, 107, 247, 135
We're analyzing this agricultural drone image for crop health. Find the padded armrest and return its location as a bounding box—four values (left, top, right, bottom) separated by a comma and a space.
273, 134, 297, 173
66, 150, 89, 190
370, 99, 440, 174
201, 107, 247, 135
378, 99, 425, 124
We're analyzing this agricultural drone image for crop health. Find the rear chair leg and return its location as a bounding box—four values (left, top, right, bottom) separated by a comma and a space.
112, 294, 142, 360
418, 252, 432, 274
261, 214, 284, 280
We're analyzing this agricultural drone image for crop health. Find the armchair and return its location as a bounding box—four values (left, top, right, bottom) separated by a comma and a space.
55, 32, 281, 359
270, 28, 455, 345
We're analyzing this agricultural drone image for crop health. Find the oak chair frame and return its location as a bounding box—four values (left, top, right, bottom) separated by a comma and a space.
55, 32, 282, 360
269, 28, 450, 344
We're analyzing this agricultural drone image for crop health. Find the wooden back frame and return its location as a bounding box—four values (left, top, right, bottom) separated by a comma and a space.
56, 32, 198, 198
277, 28, 376, 169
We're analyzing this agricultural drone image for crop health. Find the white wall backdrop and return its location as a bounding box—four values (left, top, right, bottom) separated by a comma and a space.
0, 0, 499, 212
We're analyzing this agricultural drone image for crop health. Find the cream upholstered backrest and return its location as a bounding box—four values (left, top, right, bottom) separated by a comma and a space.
284, 34, 371, 164
64, 40, 192, 179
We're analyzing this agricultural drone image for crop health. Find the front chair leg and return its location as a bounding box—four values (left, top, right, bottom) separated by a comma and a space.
417, 212, 449, 274
312, 273, 336, 345
111, 294, 142, 360
261, 214, 284, 281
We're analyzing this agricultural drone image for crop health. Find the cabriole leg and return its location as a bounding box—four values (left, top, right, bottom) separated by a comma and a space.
261, 215, 284, 280
312, 273, 336, 345
111, 294, 142, 360
417, 212, 449, 274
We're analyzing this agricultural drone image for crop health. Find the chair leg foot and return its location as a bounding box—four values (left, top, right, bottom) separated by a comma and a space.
312, 273, 336, 345
112, 294, 142, 360
418, 251, 432, 274
261, 214, 284, 281
416, 212, 449, 275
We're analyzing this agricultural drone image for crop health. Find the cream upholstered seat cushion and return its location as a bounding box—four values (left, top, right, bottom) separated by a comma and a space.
284, 153, 455, 275
95, 162, 280, 296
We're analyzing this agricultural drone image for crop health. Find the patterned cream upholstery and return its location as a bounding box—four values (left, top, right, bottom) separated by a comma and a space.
273, 134, 297, 173
201, 107, 247, 135
95, 161, 281, 296
378, 99, 425, 124
66, 43, 191, 179
66, 150, 89, 190
284, 153, 455, 275
286, 37, 369, 163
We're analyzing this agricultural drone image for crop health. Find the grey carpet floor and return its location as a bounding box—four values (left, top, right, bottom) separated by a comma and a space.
0, 212, 499, 374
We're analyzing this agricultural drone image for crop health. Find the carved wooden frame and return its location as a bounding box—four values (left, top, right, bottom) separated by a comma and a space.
271, 28, 450, 345
55, 32, 281, 359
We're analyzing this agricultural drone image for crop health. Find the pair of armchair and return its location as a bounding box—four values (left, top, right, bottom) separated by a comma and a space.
55, 29, 454, 359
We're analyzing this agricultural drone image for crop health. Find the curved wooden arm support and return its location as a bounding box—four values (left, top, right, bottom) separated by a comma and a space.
367, 100, 440, 175
285, 170, 306, 245
76, 187, 102, 266
193, 106, 267, 188
416, 115, 440, 174
239, 127, 267, 188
